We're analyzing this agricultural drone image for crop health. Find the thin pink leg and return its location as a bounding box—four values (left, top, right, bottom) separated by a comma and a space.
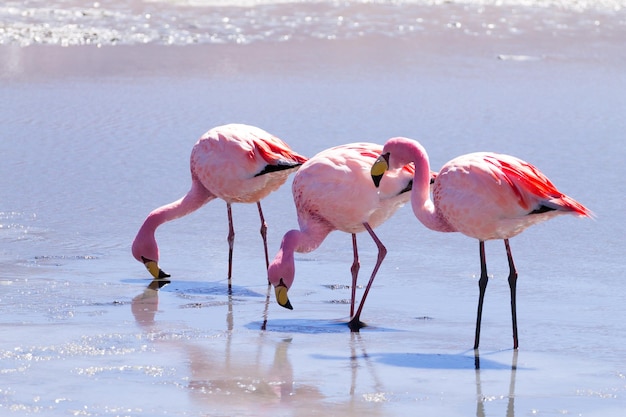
350, 233, 359, 318
257, 201, 271, 331
348, 223, 386, 331
257, 202, 270, 269
474, 240, 488, 350
227, 203, 235, 291
504, 239, 519, 349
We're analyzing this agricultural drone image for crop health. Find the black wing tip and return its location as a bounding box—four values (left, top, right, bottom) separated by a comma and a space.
528, 204, 557, 215
255, 162, 303, 177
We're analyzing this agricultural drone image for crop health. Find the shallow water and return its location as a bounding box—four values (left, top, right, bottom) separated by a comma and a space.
1, 1, 626, 415
1, 0, 626, 46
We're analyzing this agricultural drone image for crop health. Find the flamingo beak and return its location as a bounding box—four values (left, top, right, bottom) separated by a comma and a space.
274, 278, 293, 310
371, 153, 390, 187
141, 256, 171, 280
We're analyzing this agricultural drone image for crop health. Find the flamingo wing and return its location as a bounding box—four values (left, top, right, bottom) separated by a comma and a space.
481, 153, 592, 217
253, 132, 308, 175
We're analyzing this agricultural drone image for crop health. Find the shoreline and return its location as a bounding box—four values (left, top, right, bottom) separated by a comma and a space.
1, 2, 625, 80
2, 27, 625, 81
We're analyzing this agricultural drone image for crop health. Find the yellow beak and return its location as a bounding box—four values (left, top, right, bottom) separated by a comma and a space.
274, 279, 293, 310
141, 256, 171, 280
371, 153, 390, 187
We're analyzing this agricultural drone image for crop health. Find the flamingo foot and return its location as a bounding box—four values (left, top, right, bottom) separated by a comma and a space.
347, 317, 366, 332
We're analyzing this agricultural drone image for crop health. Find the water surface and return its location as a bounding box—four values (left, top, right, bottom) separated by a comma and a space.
1, 1, 626, 415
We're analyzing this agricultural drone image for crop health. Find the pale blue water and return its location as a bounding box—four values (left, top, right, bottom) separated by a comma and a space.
1, 1, 626, 416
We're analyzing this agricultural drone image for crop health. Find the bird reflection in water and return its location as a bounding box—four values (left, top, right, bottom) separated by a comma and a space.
130, 282, 324, 412
475, 350, 518, 417
349, 333, 383, 399
130, 280, 168, 326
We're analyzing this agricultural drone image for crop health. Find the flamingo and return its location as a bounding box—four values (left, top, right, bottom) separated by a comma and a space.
267, 142, 418, 331
371, 137, 592, 349
132, 123, 307, 289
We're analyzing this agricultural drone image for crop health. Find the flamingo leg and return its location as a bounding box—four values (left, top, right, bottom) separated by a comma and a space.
350, 233, 360, 318
348, 222, 387, 332
504, 239, 519, 349
227, 203, 235, 291
474, 240, 489, 350
261, 282, 271, 331
257, 202, 270, 270
256, 202, 273, 331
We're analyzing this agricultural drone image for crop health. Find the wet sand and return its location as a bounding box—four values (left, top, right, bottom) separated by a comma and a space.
1, 9, 626, 416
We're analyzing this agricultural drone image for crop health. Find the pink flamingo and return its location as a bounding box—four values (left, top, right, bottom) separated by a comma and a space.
267, 142, 418, 331
132, 124, 307, 289
371, 137, 592, 349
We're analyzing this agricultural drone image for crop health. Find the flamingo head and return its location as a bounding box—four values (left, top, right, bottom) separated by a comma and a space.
132, 231, 171, 281
267, 232, 298, 310
273, 278, 293, 311
371, 137, 435, 188
267, 258, 294, 311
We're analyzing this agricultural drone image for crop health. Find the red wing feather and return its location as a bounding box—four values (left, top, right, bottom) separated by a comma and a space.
256, 136, 308, 165
484, 155, 591, 217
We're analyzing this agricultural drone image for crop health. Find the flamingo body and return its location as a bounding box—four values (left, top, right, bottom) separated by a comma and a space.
267, 142, 415, 329
433, 152, 590, 241
132, 123, 307, 282
372, 137, 592, 348
191, 124, 306, 203
293, 144, 413, 236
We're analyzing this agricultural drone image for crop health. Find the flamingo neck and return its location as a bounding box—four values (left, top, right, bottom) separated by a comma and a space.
268, 230, 298, 289
132, 180, 213, 262
387, 138, 454, 233
141, 199, 187, 234
131, 199, 186, 262
268, 223, 331, 289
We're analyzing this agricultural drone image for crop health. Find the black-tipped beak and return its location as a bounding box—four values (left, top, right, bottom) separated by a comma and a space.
275, 278, 293, 310
371, 153, 390, 188
372, 173, 383, 188
141, 256, 171, 280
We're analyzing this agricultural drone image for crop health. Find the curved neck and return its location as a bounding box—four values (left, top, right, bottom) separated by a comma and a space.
268, 223, 332, 288
388, 138, 454, 233
291, 222, 332, 254
132, 180, 213, 261
143, 181, 213, 233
